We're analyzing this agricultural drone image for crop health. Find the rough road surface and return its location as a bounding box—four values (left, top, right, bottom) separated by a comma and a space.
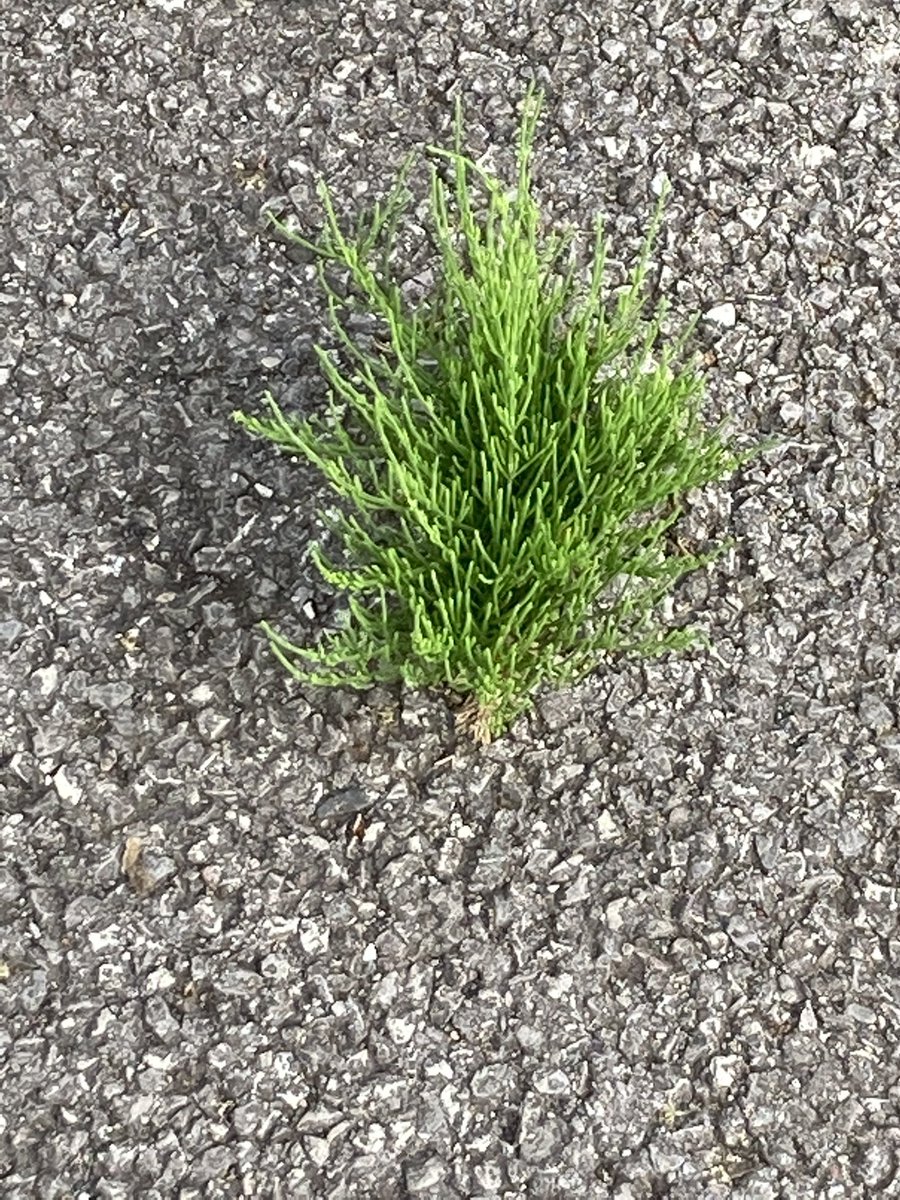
3, 2, 900, 1197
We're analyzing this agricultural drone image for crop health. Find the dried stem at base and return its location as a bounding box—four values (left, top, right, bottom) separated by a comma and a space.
456, 695, 499, 745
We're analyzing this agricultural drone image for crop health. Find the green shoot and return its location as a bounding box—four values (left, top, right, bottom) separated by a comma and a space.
234, 88, 749, 742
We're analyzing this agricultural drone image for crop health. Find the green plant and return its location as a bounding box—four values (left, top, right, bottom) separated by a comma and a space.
234, 88, 749, 743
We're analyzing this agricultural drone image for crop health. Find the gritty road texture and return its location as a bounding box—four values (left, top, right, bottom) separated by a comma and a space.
2, 1, 900, 1197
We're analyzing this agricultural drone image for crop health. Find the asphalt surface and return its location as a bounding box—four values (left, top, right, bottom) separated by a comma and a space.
3, 1, 900, 1197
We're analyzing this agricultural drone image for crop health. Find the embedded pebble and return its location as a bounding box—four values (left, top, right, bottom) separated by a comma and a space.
704, 302, 737, 327
315, 787, 371, 823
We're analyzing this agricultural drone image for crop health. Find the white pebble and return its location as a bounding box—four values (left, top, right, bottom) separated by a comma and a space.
711, 1055, 741, 1089
705, 302, 737, 327
596, 809, 620, 841
740, 206, 768, 230
305, 1136, 330, 1166
33, 664, 59, 696
606, 897, 629, 931
601, 38, 626, 61
799, 1002, 819, 1032
802, 144, 836, 169
52, 766, 82, 804
299, 919, 329, 956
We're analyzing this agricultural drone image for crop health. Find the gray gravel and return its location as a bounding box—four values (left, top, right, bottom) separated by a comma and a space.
3, 1, 900, 1197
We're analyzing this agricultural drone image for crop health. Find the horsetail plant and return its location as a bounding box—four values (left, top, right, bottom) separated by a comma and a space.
234, 88, 746, 743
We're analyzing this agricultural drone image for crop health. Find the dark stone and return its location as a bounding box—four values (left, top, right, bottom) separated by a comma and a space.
315, 787, 371, 823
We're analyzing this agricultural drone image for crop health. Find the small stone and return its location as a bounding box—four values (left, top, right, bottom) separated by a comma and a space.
802, 144, 836, 168
233, 1102, 265, 1137
860, 1143, 895, 1189
87, 681, 134, 710
601, 38, 626, 61
668, 805, 691, 829
739, 206, 768, 230
315, 787, 371, 823
837, 823, 868, 855
596, 810, 620, 840
122, 838, 177, 895
139, 850, 177, 892
0, 869, 21, 905
798, 1002, 818, 1033
144, 995, 180, 1042
534, 1069, 570, 1095
515, 1024, 544, 1051
305, 1136, 330, 1166
215, 967, 264, 999
606, 897, 630, 931
0, 619, 25, 648
21, 969, 49, 1014
297, 1107, 344, 1134
563, 867, 593, 905
260, 953, 291, 981
145, 966, 176, 991
705, 302, 737, 327
826, 544, 873, 587
471, 1064, 514, 1100
780, 400, 804, 424
475, 1163, 504, 1192
32, 664, 60, 696
84, 423, 113, 450
645, 745, 673, 780
727, 915, 763, 954
694, 17, 717, 40
519, 1098, 563, 1164
650, 1139, 687, 1174
846, 1003, 877, 1025
405, 1156, 446, 1192
53, 766, 82, 804
299, 918, 329, 957
386, 1016, 416, 1045
712, 1055, 741, 1089
88, 928, 118, 952
196, 709, 233, 742
859, 693, 893, 733
196, 1145, 234, 1182
754, 831, 781, 870
849, 99, 880, 131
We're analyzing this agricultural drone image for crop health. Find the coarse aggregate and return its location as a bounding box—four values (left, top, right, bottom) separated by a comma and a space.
2, 1, 900, 1197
